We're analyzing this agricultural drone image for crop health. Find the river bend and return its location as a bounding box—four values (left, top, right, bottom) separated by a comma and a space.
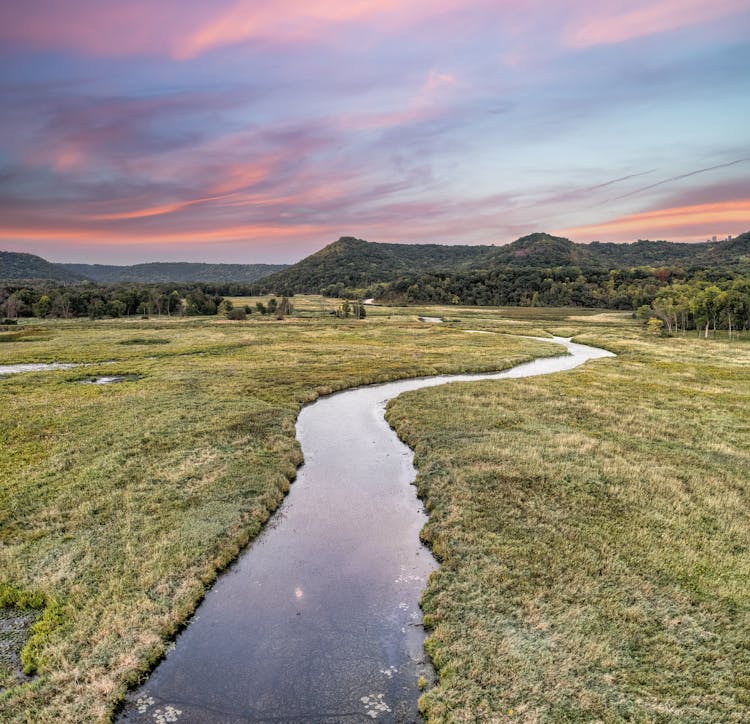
121, 336, 614, 723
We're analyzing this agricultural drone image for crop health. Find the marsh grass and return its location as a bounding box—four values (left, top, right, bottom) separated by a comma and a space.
0, 309, 560, 721
387, 314, 750, 722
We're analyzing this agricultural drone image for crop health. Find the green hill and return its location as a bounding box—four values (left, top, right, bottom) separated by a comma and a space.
586, 239, 705, 267
0, 253, 287, 283
704, 232, 750, 264
0, 251, 86, 282
483, 233, 589, 268
483, 232, 750, 269
60, 261, 287, 283
261, 232, 750, 296
257, 236, 494, 293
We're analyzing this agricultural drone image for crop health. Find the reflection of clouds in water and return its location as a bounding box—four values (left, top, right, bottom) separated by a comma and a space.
133, 696, 182, 722
360, 693, 392, 718
379, 665, 398, 679
136, 695, 155, 713
152, 705, 182, 723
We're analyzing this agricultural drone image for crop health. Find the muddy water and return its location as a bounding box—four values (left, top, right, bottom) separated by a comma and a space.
121, 337, 613, 723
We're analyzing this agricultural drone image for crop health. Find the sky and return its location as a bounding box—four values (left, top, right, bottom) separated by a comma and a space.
0, 1, 749, 264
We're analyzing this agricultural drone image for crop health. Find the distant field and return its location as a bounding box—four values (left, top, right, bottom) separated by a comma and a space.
0, 306, 559, 721
388, 314, 750, 721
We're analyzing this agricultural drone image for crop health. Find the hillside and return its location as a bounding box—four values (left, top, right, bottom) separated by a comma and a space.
586, 234, 749, 268
586, 239, 706, 266
60, 261, 287, 283
256, 236, 494, 293
381, 230, 750, 308
483, 232, 750, 269
0, 252, 287, 283
704, 232, 750, 264
258, 232, 750, 297
483, 233, 590, 267
0, 251, 86, 282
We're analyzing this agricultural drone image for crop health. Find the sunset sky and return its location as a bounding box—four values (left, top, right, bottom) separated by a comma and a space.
1, 1, 748, 263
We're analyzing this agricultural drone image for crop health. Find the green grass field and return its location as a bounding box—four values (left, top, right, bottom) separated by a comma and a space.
387, 312, 750, 722
0, 307, 560, 721
3, 303, 748, 721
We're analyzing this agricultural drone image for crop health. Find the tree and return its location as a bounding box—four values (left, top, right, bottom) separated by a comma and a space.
89, 299, 107, 320
277, 297, 294, 316
646, 317, 664, 336
33, 294, 51, 318
108, 299, 127, 318
691, 285, 722, 338
226, 307, 247, 320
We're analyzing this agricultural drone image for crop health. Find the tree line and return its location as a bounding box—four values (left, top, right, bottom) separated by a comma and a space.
639, 278, 750, 337
373, 265, 750, 313
0, 282, 305, 323
0, 283, 228, 319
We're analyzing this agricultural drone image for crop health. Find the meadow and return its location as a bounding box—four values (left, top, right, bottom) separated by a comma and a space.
2, 300, 747, 722
0, 303, 559, 721
387, 310, 750, 721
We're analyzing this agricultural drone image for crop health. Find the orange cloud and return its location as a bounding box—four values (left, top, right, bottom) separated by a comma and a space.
563, 0, 748, 48
84, 196, 224, 221
0, 222, 328, 246
557, 199, 750, 241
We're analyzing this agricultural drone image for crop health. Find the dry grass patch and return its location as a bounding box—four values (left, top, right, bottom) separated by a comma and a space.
387, 321, 750, 722
0, 311, 560, 721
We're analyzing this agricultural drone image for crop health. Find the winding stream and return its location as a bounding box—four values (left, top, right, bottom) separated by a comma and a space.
121, 336, 613, 723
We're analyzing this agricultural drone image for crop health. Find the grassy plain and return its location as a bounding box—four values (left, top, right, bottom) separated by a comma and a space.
387, 310, 750, 721
0, 306, 560, 721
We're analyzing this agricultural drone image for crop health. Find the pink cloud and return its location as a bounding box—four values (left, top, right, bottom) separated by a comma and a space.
0, 0, 468, 60
563, 0, 748, 48
173, 0, 470, 59
0, 2, 211, 58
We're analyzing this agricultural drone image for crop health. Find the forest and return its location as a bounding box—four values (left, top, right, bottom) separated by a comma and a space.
0, 283, 231, 319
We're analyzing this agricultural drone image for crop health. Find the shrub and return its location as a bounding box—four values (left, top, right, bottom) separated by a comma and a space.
226, 307, 247, 320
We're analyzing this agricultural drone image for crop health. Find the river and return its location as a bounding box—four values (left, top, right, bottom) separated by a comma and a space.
120, 336, 613, 723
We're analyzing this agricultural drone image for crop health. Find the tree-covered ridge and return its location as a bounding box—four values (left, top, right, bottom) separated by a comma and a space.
0, 251, 287, 283
257, 232, 750, 298
256, 236, 495, 294
0, 251, 86, 282
60, 261, 288, 283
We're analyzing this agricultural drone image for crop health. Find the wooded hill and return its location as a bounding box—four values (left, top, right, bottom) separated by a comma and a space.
256, 232, 750, 298
0, 252, 287, 283
0, 251, 86, 282
60, 261, 288, 283
255, 236, 494, 295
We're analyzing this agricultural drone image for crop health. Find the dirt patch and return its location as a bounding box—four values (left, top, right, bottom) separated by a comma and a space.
118, 338, 170, 346
0, 607, 37, 690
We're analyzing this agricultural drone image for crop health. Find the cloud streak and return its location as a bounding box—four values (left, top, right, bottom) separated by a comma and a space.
563, 0, 749, 48
603, 159, 750, 204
